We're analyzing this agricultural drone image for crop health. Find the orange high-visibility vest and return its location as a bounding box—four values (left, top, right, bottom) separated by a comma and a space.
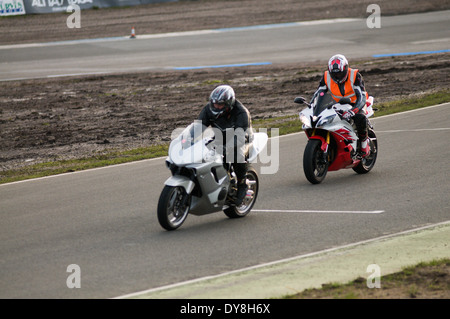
324, 68, 368, 103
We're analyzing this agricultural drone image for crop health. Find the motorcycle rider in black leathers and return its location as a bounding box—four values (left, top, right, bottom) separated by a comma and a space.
197, 85, 253, 206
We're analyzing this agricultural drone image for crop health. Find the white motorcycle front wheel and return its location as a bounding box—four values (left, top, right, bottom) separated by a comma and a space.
303, 139, 328, 184
157, 185, 191, 231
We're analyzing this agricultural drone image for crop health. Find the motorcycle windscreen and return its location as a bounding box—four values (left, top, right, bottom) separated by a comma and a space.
313, 92, 335, 117
248, 132, 268, 163
169, 122, 216, 165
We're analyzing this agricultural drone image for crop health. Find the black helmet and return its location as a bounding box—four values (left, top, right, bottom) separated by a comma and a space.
328, 54, 349, 84
209, 85, 235, 118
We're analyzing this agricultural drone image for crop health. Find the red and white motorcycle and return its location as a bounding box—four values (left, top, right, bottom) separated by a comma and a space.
295, 92, 378, 184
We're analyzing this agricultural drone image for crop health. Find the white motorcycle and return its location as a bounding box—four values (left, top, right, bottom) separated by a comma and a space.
295, 92, 378, 184
157, 121, 268, 230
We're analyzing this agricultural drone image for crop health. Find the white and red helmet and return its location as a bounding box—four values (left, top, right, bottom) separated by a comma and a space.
328, 54, 349, 83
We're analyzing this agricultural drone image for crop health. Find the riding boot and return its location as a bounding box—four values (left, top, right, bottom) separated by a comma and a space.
235, 179, 248, 206
233, 162, 248, 206
360, 137, 370, 158
354, 113, 369, 157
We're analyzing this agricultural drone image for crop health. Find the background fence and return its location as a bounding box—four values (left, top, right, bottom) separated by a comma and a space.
1, 0, 179, 15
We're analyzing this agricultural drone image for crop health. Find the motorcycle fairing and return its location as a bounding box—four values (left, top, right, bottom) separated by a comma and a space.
304, 128, 360, 171
164, 175, 196, 194
305, 132, 328, 152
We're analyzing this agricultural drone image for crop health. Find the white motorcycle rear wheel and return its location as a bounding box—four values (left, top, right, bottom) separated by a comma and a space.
224, 168, 259, 218
353, 130, 378, 174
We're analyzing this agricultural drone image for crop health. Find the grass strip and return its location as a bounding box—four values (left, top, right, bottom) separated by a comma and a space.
0, 145, 168, 184
1, 89, 448, 184
285, 258, 449, 299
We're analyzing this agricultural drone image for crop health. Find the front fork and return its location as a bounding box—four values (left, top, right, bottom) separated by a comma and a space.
310, 129, 330, 163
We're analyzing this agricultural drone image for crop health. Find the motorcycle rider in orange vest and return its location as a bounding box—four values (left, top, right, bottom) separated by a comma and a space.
310, 54, 370, 157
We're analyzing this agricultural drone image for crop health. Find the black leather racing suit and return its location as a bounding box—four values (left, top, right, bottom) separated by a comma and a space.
197, 99, 253, 181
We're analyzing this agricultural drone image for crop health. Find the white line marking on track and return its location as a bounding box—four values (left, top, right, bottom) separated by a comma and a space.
0, 18, 361, 50
252, 209, 384, 214
411, 38, 450, 44
376, 127, 450, 133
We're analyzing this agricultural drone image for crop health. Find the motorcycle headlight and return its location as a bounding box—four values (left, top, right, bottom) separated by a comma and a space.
318, 114, 336, 126
299, 113, 311, 128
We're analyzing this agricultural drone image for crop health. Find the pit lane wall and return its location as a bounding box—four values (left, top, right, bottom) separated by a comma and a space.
0, 0, 178, 15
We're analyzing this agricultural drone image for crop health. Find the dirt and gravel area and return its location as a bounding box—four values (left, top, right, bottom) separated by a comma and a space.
1, 0, 449, 172
1, 0, 449, 299
1, 52, 449, 172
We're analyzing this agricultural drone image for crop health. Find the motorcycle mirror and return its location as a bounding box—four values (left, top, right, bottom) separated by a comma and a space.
339, 97, 351, 104
294, 97, 306, 104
